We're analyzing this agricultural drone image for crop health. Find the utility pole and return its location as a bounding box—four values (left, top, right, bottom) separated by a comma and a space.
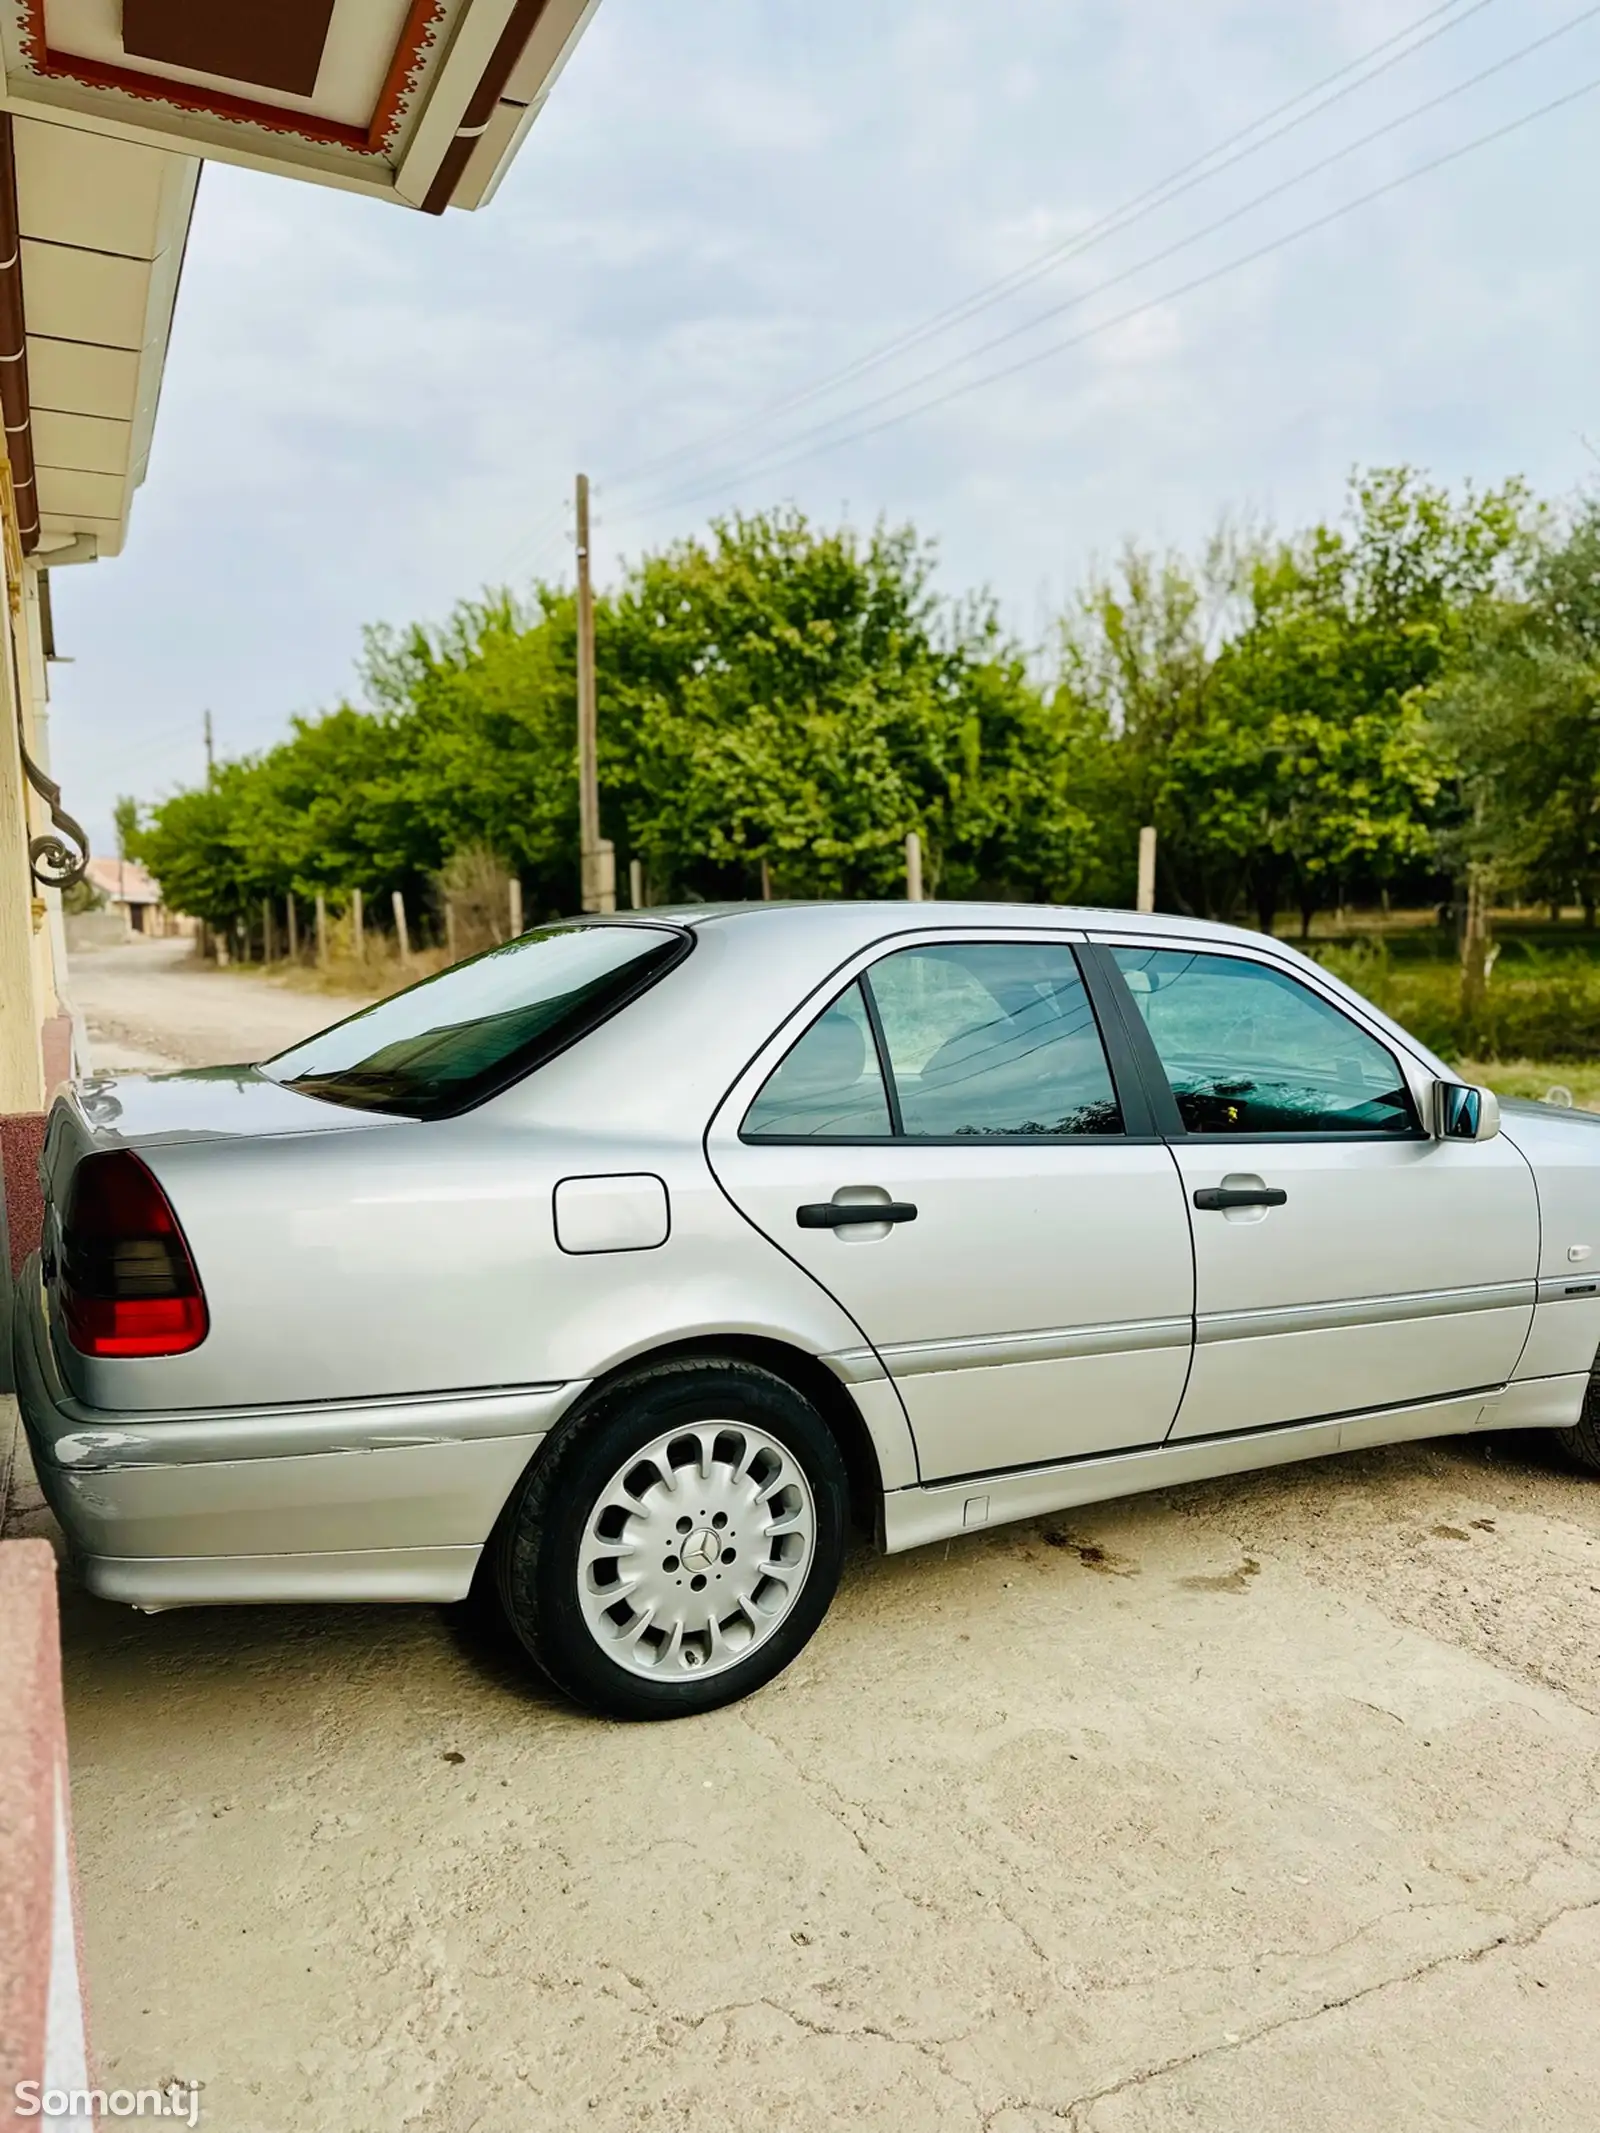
575, 474, 614, 913
1136, 826, 1157, 915
203, 710, 214, 782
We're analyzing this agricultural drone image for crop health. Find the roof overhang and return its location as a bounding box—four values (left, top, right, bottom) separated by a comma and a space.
2, 109, 195, 560
0, 2, 606, 565
0, 2, 603, 213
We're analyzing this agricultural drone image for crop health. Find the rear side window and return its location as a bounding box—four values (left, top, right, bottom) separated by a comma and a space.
741, 983, 892, 1139
1109, 946, 1417, 1136
263, 923, 689, 1120
742, 940, 1121, 1141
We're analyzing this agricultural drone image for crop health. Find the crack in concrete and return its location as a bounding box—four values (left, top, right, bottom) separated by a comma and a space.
1059, 1895, 1600, 2129
735, 1708, 883, 1876
664, 1992, 994, 2119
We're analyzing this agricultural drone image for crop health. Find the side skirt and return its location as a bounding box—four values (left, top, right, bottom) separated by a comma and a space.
880, 1375, 1586, 1557
81, 1544, 483, 1611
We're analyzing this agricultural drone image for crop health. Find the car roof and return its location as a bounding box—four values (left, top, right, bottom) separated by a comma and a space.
641, 899, 1286, 957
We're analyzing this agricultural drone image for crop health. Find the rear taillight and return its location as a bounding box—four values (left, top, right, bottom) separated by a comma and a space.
59, 1151, 208, 1358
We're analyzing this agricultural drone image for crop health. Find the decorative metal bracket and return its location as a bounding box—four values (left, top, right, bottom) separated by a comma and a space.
20, 737, 89, 888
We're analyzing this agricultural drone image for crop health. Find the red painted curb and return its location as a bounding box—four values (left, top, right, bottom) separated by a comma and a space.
0, 1539, 89, 2127
0, 1114, 47, 1281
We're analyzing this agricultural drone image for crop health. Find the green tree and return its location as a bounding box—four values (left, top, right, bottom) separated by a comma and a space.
1053, 532, 1244, 913
132, 763, 261, 930
602, 511, 1083, 901
1427, 496, 1600, 926
1057, 470, 1533, 931
112, 794, 140, 861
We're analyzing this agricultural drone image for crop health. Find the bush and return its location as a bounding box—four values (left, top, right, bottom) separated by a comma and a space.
1315, 936, 1600, 1062
435, 846, 513, 961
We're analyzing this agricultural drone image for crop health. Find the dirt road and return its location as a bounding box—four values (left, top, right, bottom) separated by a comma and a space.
67, 935, 366, 1071
12, 939, 1600, 2130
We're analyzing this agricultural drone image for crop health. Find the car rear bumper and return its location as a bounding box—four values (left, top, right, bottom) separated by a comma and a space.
12, 1257, 584, 1607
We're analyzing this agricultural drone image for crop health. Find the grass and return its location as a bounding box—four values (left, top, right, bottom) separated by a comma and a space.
1303, 914, 1600, 1112
1312, 929, 1600, 1067
1454, 1059, 1600, 1111
217, 940, 456, 1004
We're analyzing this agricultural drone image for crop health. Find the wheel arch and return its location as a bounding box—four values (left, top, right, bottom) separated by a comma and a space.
513, 1335, 894, 1542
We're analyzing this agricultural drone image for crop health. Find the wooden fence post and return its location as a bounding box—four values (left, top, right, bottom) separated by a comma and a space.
1136, 826, 1157, 914
351, 888, 364, 960
445, 902, 458, 964
286, 898, 299, 961
315, 891, 327, 967
261, 897, 274, 962
631, 858, 646, 909
508, 878, 523, 938
905, 831, 923, 903
392, 889, 411, 967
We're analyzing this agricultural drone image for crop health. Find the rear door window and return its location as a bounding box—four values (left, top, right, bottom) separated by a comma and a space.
868, 941, 1122, 1137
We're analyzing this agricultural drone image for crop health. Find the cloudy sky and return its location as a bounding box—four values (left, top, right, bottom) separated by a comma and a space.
42, 0, 1600, 851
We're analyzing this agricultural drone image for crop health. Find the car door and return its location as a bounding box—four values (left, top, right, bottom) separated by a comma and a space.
706, 932, 1195, 1481
1091, 938, 1539, 1441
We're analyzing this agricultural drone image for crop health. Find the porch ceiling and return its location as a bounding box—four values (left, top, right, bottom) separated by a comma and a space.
0, 1, 603, 213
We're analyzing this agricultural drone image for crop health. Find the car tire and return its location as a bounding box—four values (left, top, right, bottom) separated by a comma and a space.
492, 1358, 849, 1720
1554, 1361, 1600, 1475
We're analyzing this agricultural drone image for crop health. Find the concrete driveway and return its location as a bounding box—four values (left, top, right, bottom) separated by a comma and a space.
14, 941, 1600, 2130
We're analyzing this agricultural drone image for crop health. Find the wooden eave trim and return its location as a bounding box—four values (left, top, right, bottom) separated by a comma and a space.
421, 0, 550, 214
17, 0, 451, 161
0, 116, 39, 553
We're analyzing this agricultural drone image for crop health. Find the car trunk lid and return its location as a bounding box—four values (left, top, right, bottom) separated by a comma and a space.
42, 1065, 403, 1213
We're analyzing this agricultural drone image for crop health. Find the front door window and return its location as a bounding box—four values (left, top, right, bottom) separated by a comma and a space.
1109, 946, 1416, 1137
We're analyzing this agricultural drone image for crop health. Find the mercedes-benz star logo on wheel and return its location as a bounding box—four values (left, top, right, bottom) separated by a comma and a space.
680, 1528, 721, 1573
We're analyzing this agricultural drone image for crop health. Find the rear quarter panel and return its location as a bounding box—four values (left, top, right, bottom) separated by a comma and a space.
57, 1119, 873, 1414
51, 917, 911, 1454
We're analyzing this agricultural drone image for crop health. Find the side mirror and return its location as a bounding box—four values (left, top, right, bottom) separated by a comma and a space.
1433, 1080, 1500, 1142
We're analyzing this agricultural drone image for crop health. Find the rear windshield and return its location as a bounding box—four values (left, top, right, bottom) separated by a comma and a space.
261, 923, 689, 1119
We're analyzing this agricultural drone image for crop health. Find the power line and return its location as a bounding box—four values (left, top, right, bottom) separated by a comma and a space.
607, 0, 1497, 497
497, 498, 571, 591
632, 65, 1600, 516
639, 6, 1600, 512
84, 717, 210, 785
634, 9, 1600, 517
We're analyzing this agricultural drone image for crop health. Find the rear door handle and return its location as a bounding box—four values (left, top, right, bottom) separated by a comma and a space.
1192, 1186, 1288, 1212
797, 1201, 918, 1229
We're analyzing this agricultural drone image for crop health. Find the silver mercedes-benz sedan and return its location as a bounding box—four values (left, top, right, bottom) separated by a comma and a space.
14, 902, 1600, 1718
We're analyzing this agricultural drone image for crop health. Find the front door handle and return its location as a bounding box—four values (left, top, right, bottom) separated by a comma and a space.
797, 1201, 919, 1229
1193, 1185, 1288, 1212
